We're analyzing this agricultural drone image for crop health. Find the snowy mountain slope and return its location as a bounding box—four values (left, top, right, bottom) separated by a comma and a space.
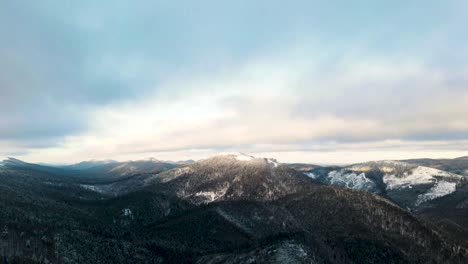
415, 181, 457, 206
303, 160, 465, 208
73, 153, 307, 199
147, 153, 315, 204
306, 170, 378, 192
403, 156, 468, 176
383, 165, 458, 190
217, 152, 279, 166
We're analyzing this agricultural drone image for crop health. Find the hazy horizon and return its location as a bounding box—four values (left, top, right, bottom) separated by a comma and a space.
2, 1, 468, 164
3, 150, 468, 167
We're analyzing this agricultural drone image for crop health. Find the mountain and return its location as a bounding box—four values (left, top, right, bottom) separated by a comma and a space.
301, 160, 468, 242
64, 159, 118, 170
141, 188, 467, 263
74, 152, 312, 199
303, 160, 465, 209
1, 157, 73, 176
0, 154, 467, 263
415, 182, 468, 242
63, 158, 177, 180
0, 157, 178, 197
402, 156, 468, 176
149, 152, 314, 204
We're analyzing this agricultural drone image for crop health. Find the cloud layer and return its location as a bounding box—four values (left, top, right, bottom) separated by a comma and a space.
1, 1, 468, 163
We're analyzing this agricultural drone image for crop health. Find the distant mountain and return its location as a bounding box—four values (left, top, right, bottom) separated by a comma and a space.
1, 157, 46, 169
65, 158, 193, 171
64, 159, 118, 170
402, 156, 468, 176
1, 157, 29, 166
0, 157, 79, 177
0, 157, 178, 196
64, 159, 177, 181
303, 160, 465, 209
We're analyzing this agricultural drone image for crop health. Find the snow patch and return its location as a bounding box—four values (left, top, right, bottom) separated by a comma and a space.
327, 170, 376, 191
44, 181, 65, 187
217, 152, 280, 167
194, 185, 229, 203
174, 166, 193, 176
384, 166, 459, 190
415, 181, 457, 206
80, 184, 105, 193
123, 208, 132, 217
275, 241, 308, 263
218, 152, 254, 161
305, 172, 318, 179
267, 158, 279, 167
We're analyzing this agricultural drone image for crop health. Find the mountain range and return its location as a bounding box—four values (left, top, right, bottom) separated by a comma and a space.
0, 153, 467, 263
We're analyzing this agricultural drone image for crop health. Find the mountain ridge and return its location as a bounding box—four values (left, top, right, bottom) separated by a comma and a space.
1, 153, 467, 263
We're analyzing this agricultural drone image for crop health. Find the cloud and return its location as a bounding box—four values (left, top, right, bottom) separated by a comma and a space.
1, 1, 468, 163
12, 50, 466, 163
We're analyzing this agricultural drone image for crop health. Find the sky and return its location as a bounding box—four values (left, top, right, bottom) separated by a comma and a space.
1, 0, 468, 165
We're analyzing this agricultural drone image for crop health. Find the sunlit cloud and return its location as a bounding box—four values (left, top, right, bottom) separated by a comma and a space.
1, 1, 468, 164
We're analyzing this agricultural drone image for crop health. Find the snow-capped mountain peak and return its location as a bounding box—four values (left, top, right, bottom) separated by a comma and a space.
217, 152, 255, 161
215, 152, 280, 167
150, 152, 309, 205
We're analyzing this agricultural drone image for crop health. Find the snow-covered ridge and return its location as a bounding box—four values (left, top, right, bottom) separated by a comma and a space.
215, 152, 279, 167
328, 171, 376, 191
383, 166, 461, 190
217, 152, 255, 161
385, 165, 461, 206
307, 170, 377, 192
416, 181, 457, 206
311, 162, 464, 207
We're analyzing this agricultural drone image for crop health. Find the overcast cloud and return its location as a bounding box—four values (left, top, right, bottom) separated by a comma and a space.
1, 1, 468, 164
